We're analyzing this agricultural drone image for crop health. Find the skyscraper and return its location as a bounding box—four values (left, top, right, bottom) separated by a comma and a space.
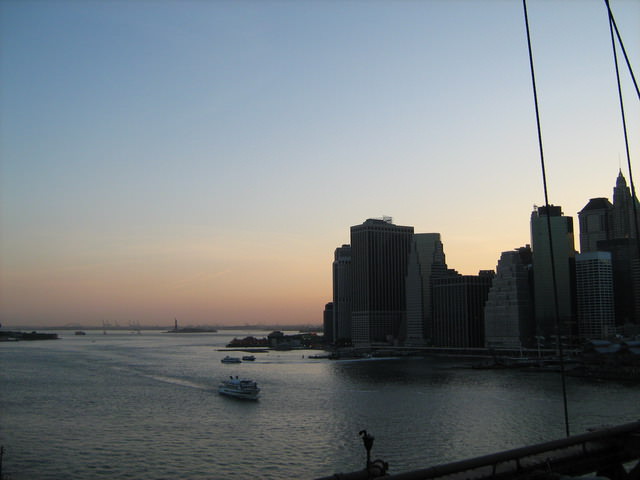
578, 198, 613, 253
323, 302, 334, 344
530, 205, 577, 339
597, 238, 638, 326
404, 242, 424, 345
577, 172, 640, 327
484, 246, 534, 348
432, 271, 494, 348
404, 233, 447, 345
332, 244, 352, 344
612, 169, 640, 240
350, 218, 414, 346
575, 252, 614, 339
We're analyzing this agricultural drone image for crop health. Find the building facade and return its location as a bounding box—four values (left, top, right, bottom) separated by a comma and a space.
597, 238, 639, 326
432, 272, 494, 348
578, 197, 613, 253
577, 172, 640, 327
575, 252, 615, 339
612, 170, 640, 241
323, 302, 334, 344
404, 233, 447, 345
530, 205, 577, 339
332, 244, 352, 344
350, 218, 414, 346
484, 246, 534, 348
404, 242, 424, 345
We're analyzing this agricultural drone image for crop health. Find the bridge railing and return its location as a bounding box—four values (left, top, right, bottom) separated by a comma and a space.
314, 420, 640, 480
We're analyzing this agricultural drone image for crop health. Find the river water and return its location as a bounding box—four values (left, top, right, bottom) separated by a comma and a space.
1, 330, 638, 479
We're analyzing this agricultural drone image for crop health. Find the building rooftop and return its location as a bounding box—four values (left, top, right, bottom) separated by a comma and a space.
579, 197, 613, 213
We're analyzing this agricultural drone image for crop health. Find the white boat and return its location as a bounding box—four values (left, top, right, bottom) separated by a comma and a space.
218, 376, 260, 400
221, 356, 241, 364
308, 353, 330, 359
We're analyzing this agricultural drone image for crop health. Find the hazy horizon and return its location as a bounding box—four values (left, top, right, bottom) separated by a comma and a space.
1, 0, 639, 327
0, 322, 320, 330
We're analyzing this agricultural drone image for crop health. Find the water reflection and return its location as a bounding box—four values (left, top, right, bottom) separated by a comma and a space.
2, 334, 639, 479
326, 355, 613, 466
330, 357, 457, 387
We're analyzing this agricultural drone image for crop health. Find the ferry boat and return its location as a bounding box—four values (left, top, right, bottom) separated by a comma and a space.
218, 376, 260, 400
221, 356, 241, 364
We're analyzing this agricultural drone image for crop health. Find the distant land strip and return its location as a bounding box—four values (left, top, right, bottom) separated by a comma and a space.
1, 324, 323, 332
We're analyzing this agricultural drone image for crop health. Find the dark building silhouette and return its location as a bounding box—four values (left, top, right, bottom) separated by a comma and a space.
575, 251, 615, 339
612, 170, 640, 241
404, 233, 447, 345
530, 205, 577, 339
577, 172, 640, 328
610, 170, 640, 326
432, 271, 494, 348
484, 246, 535, 348
578, 197, 614, 253
350, 217, 414, 346
332, 244, 352, 344
634, 259, 640, 332
404, 241, 424, 345
323, 302, 334, 344
596, 238, 639, 326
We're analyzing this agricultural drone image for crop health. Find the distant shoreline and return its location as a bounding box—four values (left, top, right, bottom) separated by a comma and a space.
1, 324, 323, 332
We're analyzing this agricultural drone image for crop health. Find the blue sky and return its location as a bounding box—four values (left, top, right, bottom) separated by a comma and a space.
1, 0, 639, 326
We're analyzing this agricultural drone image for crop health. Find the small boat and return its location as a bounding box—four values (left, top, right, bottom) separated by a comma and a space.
221, 356, 241, 364
242, 355, 256, 361
218, 376, 260, 400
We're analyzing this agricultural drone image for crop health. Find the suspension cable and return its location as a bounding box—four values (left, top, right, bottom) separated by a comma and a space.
522, 0, 570, 438
604, 0, 640, 100
606, 0, 640, 258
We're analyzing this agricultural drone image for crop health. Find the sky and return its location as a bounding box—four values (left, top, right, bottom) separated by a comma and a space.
1, 0, 639, 328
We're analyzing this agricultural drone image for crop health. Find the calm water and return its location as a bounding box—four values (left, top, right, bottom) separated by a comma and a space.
1, 330, 638, 479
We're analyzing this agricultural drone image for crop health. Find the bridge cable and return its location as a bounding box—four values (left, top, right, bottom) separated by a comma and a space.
522, 0, 571, 438
604, 0, 639, 101
605, 0, 640, 259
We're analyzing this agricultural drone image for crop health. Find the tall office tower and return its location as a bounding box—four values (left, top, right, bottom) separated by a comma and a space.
575, 252, 614, 339
404, 243, 424, 345
404, 233, 446, 345
350, 218, 414, 346
596, 238, 639, 325
634, 259, 640, 329
578, 198, 613, 253
484, 246, 534, 348
612, 170, 640, 240
332, 244, 352, 344
431, 271, 494, 348
530, 205, 577, 339
323, 302, 334, 345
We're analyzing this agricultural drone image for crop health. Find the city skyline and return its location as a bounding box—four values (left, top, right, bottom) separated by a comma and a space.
1, 1, 639, 327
